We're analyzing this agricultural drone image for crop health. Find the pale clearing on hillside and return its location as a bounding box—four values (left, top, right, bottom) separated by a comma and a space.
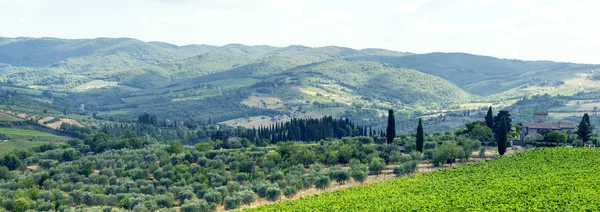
241, 96, 285, 109
219, 116, 284, 128
37, 117, 85, 129
73, 80, 118, 91
577, 102, 600, 111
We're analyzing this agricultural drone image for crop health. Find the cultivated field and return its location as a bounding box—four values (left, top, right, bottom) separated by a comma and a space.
248, 148, 600, 211
0, 128, 60, 137
0, 140, 44, 156
73, 80, 119, 91
219, 116, 284, 128
242, 96, 285, 109
0, 112, 22, 121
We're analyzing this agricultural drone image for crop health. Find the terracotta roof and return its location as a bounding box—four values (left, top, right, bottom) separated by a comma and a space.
521, 121, 575, 130
533, 111, 548, 115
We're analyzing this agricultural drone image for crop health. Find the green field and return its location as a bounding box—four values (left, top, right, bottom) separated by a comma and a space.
0, 112, 22, 121
2, 85, 67, 97
0, 128, 59, 137
0, 140, 44, 155
249, 148, 600, 211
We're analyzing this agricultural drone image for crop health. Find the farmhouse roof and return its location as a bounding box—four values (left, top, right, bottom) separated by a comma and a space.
533, 111, 548, 115
521, 121, 575, 130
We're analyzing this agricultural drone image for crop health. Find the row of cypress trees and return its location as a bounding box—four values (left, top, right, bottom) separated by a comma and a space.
385, 107, 512, 155
251, 116, 376, 143
386, 109, 425, 152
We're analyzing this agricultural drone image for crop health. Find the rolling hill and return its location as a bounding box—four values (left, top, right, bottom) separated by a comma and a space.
2, 36, 600, 132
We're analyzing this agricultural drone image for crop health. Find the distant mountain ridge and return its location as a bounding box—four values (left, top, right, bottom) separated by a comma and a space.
1, 36, 600, 127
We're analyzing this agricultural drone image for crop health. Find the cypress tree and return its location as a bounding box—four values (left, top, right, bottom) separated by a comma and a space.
416, 118, 424, 153
386, 109, 396, 144
497, 116, 508, 155
485, 106, 493, 129
578, 113, 594, 143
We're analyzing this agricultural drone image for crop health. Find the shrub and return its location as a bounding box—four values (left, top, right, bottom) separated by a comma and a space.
178, 189, 195, 203
314, 174, 331, 190
368, 158, 385, 175
224, 195, 243, 210
155, 195, 174, 208
409, 151, 422, 160
351, 169, 367, 183
424, 142, 436, 150
237, 190, 256, 205
203, 190, 222, 205
269, 171, 284, 183
36, 201, 53, 211
423, 149, 434, 160
282, 186, 298, 198
329, 167, 351, 184
180, 200, 215, 212
13, 198, 30, 212
265, 187, 281, 202
394, 161, 418, 176
235, 173, 249, 183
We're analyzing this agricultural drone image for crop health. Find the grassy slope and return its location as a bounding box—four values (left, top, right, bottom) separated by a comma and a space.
354, 53, 600, 96
0, 140, 44, 156
0, 128, 60, 137
285, 59, 472, 105
249, 148, 600, 211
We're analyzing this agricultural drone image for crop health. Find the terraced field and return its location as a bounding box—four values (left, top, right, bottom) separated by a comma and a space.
248, 148, 600, 211
0, 128, 59, 137
0, 140, 44, 155
0, 112, 22, 121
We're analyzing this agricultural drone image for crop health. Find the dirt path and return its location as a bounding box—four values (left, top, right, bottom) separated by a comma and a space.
226, 147, 523, 211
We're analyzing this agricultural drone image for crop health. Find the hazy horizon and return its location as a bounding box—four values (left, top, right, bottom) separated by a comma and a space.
2, 0, 599, 64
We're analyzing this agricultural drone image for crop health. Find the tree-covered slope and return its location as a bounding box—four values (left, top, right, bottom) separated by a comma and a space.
285, 59, 471, 105
353, 53, 600, 95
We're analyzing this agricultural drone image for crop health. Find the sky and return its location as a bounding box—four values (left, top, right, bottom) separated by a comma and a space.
1, 0, 600, 64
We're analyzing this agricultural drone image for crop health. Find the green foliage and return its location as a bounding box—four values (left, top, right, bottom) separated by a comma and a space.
485, 106, 493, 129
577, 113, 594, 142
265, 187, 281, 202
224, 195, 243, 210
314, 174, 331, 190
12, 198, 29, 212
416, 118, 424, 152
432, 141, 464, 166
494, 110, 512, 155
165, 141, 184, 155
544, 131, 567, 145
0, 166, 10, 180
386, 110, 395, 144
368, 158, 385, 175
524, 133, 544, 146
393, 161, 417, 176
180, 200, 215, 212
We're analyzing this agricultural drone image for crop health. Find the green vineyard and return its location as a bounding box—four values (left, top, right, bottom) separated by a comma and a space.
248, 148, 600, 211
0, 140, 44, 156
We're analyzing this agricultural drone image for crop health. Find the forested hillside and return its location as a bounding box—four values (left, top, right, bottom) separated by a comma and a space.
2, 36, 600, 133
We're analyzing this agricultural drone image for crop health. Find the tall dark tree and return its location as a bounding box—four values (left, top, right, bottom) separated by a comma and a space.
493, 110, 512, 155
386, 109, 396, 144
416, 118, 424, 153
577, 113, 594, 143
485, 106, 494, 129
496, 116, 508, 155
493, 110, 512, 137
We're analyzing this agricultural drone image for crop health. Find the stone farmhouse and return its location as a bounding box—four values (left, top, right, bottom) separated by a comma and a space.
519, 111, 575, 141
